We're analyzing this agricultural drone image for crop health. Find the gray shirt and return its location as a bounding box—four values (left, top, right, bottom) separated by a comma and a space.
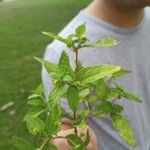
42, 7, 150, 150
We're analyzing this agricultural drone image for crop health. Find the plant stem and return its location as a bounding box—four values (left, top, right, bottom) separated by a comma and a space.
53, 134, 66, 139
75, 49, 78, 71
38, 138, 49, 150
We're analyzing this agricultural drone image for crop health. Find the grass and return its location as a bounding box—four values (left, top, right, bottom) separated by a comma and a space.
0, 0, 91, 149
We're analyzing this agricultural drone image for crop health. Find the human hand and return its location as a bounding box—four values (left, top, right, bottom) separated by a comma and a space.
51, 118, 97, 150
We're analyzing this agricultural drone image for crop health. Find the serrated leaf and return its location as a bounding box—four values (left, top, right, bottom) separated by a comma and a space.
27, 99, 46, 106
48, 83, 65, 111
112, 104, 124, 113
97, 101, 113, 113
26, 117, 45, 135
123, 90, 142, 103
116, 85, 142, 103
46, 104, 61, 137
93, 79, 108, 101
34, 57, 58, 75
58, 50, 74, 79
97, 101, 123, 114
12, 137, 35, 150
86, 38, 118, 47
76, 65, 121, 84
67, 85, 79, 113
112, 69, 131, 78
75, 23, 86, 37
111, 114, 136, 146
107, 88, 119, 99
42, 32, 72, 46
24, 106, 46, 121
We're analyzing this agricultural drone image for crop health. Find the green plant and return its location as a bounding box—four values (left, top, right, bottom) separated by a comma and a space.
13, 24, 142, 150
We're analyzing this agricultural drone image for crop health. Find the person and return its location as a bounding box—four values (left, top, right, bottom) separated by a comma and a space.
42, 0, 150, 149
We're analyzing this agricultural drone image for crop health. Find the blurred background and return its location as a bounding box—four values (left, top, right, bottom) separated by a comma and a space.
0, 0, 91, 149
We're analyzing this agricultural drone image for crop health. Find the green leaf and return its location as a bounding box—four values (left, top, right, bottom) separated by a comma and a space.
46, 144, 58, 150
76, 65, 121, 84
97, 101, 123, 114
112, 69, 131, 78
86, 38, 118, 47
31, 83, 44, 95
123, 90, 142, 103
75, 60, 84, 72
46, 104, 61, 137
12, 137, 35, 150
93, 79, 108, 101
67, 85, 79, 113
26, 117, 45, 135
28, 93, 40, 100
116, 85, 142, 103
58, 50, 74, 79
75, 23, 86, 37
82, 130, 90, 148
66, 134, 83, 150
27, 99, 46, 106
79, 88, 89, 100
112, 104, 124, 113
34, 57, 58, 75
111, 114, 136, 146
106, 88, 119, 99
97, 101, 113, 113
42, 32, 72, 46
77, 109, 89, 118
48, 83, 65, 111
23, 106, 46, 121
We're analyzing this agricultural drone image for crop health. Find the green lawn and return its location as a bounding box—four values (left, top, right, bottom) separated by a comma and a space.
0, 0, 91, 149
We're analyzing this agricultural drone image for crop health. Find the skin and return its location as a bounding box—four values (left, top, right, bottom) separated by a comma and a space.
53, 1, 150, 149
85, 0, 150, 28
51, 118, 97, 150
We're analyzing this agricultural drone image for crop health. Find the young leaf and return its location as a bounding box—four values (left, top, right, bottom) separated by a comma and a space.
75, 23, 86, 37
27, 98, 46, 106
111, 69, 131, 78
42, 32, 72, 46
28, 93, 40, 100
46, 103, 61, 137
76, 65, 121, 84
85, 38, 118, 47
58, 50, 74, 79
26, 117, 45, 135
12, 137, 35, 150
116, 85, 142, 103
31, 83, 44, 95
23, 106, 46, 121
34, 57, 58, 75
111, 113, 136, 146
28, 83, 44, 100
67, 85, 79, 113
